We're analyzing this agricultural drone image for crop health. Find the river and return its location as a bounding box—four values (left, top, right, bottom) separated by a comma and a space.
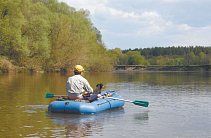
0, 71, 211, 138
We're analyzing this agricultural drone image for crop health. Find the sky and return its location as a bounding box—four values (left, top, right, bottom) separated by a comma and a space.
58, 0, 211, 50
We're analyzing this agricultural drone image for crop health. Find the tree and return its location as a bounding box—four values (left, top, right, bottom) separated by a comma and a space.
184, 52, 195, 65
126, 51, 145, 65
0, 0, 29, 62
168, 59, 174, 66
107, 48, 123, 65
175, 58, 185, 65
156, 56, 166, 65
0, 0, 115, 71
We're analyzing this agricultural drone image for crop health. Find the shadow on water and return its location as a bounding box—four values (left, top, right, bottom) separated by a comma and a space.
45, 108, 126, 137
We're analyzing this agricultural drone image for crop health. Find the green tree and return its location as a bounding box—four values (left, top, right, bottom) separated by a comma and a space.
144, 60, 150, 66
107, 48, 123, 65
184, 52, 195, 65
0, 0, 29, 61
126, 51, 145, 65
0, 0, 115, 72
156, 56, 166, 65
119, 54, 128, 65
175, 58, 185, 65
168, 58, 174, 66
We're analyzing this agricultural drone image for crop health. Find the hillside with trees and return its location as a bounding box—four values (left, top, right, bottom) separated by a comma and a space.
0, 0, 113, 72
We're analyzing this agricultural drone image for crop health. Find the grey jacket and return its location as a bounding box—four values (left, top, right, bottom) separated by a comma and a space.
66, 75, 93, 97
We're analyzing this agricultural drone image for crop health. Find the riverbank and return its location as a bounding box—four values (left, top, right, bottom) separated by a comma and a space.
146, 66, 210, 71
114, 65, 211, 72
1, 56, 211, 73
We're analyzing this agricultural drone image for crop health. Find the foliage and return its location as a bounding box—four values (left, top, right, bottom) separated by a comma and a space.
121, 46, 211, 66
0, 0, 111, 72
0, 56, 15, 72
107, 49, 150, 66
126, 51, 145, 65
174, 58, 185, 65
123, 46, 211, 57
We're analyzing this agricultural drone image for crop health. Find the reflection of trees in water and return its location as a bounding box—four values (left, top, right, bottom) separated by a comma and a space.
93, 71, 211, 86
134, 112, 149, 121
49, 115, 104, 137
47, 108, 125, 137
65, 121, 103, 138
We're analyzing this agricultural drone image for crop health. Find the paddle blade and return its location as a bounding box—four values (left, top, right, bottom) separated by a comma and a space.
132, 100, 149, 107
46, 93, 55, 98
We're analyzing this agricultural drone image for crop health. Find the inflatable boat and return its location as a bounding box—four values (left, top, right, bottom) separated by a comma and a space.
47, 91, 125, 114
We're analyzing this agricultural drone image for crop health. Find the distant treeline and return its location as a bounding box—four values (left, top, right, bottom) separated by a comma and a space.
123, 46, 211, 57
120, 46, 211, 66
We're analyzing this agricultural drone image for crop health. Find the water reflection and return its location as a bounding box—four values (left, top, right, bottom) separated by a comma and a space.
46, 108, 125, 137
134, 112, 149, 121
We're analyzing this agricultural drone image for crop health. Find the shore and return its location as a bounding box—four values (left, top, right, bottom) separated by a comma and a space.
114, 65, 211, 72
2, 65, 211, 73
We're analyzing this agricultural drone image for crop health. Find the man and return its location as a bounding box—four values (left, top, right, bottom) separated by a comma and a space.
66, 65, 97, 101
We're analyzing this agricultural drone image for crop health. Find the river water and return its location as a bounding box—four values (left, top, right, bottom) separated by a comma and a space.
0, 71, 211, 138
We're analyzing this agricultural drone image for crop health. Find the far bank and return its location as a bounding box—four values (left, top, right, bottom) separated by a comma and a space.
114, 65, 211, 72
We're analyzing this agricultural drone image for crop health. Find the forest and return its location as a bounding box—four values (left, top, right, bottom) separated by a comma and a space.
120, 46, 211, 66
1, 0, 211, 73
0, 0, 112, 72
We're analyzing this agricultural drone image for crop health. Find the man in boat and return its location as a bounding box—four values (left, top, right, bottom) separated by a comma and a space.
66, 65, 97, 102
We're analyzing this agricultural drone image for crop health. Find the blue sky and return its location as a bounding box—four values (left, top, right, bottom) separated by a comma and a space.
58, 0, 211, 50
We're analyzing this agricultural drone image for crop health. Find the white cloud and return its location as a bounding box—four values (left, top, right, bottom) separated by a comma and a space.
173, 26, 211, 46
58, 0, 107, 14
165, 21, 173, 27
141, 12, 160, 19
58, 0, 211, 49
178, 24, 192, 31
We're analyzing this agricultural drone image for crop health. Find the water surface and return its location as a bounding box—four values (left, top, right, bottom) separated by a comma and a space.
0, 71, 211, 137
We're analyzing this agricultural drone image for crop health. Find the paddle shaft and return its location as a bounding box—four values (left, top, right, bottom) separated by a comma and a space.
106, 97, 133, 103
53, 95, 90, 97
105, 96, 149, 107
52, 95, 68, 97
46, 93, 68, 98
46, 93, 90, 98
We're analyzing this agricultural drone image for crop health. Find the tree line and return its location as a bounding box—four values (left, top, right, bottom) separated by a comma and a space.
118, 46, 211, 66
0, 0, 113, 72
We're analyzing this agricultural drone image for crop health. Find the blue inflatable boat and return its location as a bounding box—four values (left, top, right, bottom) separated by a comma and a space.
48, 91, 125, 114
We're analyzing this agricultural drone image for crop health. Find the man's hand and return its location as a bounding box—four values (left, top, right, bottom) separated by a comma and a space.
84, 91, 93, 95
84, 92, 88, 95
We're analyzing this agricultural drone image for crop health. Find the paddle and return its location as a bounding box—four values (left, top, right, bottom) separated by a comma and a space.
45, 93, 68, 98
45, 93, 90, 99
46, 93, 149, 107
105, 97, 149, 107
